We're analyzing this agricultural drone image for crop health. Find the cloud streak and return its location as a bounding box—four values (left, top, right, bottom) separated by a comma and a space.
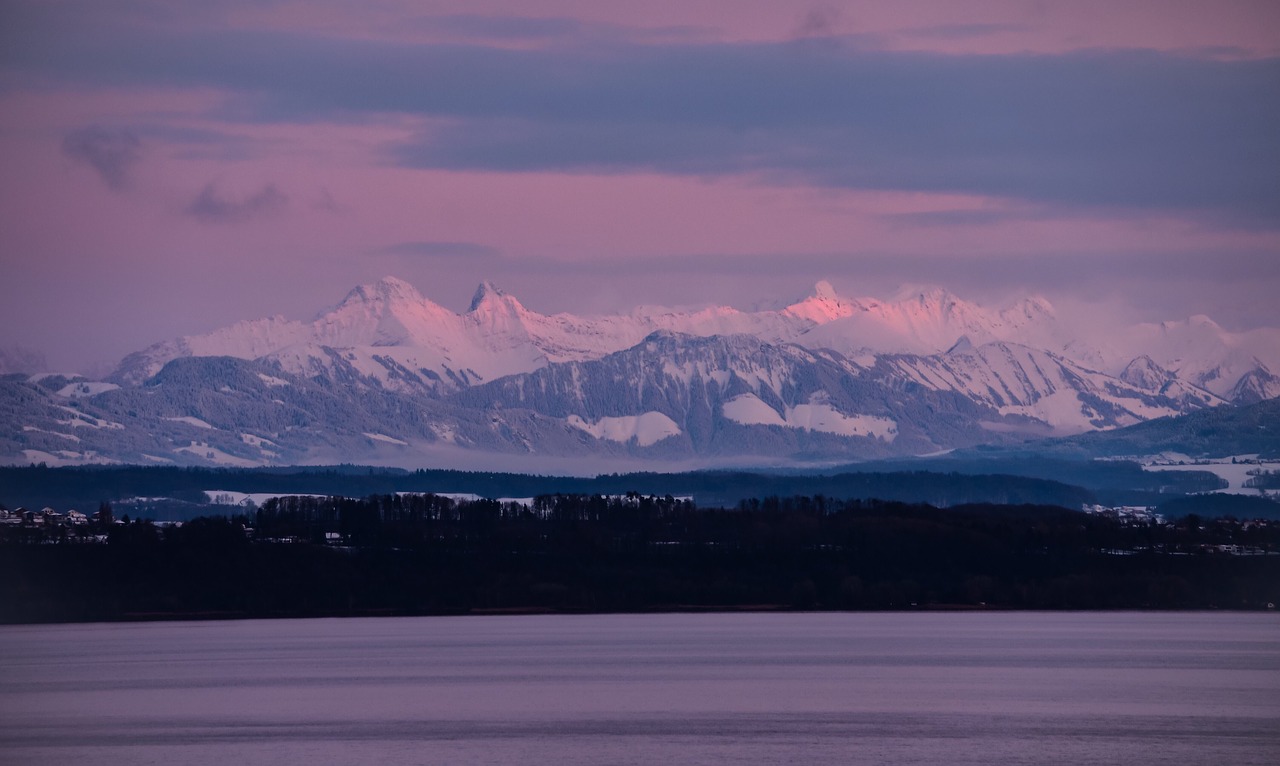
62, 126, 142, 190
11, 19, 1277, 227
186, 183, 287, 223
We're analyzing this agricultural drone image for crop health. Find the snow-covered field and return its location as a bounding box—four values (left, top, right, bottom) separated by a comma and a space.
1143, 456, 1278, 495
722, 394, 897, 440
363, 432, 409, 446
567, 412, 682, 447
174, 443, 260, 467
165, 416, 214, 430
56, 381, 120, 398
204, 490, 334, 506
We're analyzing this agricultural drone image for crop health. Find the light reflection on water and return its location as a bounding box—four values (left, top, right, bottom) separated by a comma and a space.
1, 612, 1277, 765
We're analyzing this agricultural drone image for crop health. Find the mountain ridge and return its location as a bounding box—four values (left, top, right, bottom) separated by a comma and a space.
8, 276, 1278, 469
109, 275, 1280, 400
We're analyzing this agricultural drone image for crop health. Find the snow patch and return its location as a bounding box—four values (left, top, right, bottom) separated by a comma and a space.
18, 449, 117, 466
165, 416, 215, 430
428, 423, 460, 444
56, 381, 120, 398
784, 404, 898, 440
1143, 457, 1280, 495
363, 432, 409, 446
566, 412, 682, 447
722, 394, 787, 427
174, 443, 263, 467
239, 433, 277, 448
55, 406, 124, 430
997, 390, 1093, 433
22, 426, 81, 442
722, 394, 896, 440
205, 490, 329, 506
257, 373, 290, 387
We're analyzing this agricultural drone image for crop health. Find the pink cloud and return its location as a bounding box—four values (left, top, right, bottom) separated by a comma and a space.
1, 0, 1278, 373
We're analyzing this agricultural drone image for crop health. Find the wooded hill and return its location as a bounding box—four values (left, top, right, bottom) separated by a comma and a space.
3, 494, 1277, 623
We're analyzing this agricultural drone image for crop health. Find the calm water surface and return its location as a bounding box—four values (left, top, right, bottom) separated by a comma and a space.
1, 612, 1277, 764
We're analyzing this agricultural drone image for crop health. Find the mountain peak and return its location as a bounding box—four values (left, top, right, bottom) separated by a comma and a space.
1120, 355, 1172, 391
1229, 365, 1280, 404
783, 280, 856, 323
1008, 294, 1056, 320
1162, 314, 1224, 334
341, 276, 424, 306
466, 281, 531, 342
894, 284, 952, 305
469, 280, 508, 312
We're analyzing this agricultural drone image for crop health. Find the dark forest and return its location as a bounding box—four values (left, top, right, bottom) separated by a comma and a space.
4, 492, 1277, 623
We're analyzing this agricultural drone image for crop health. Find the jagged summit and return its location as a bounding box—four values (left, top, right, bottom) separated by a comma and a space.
467, 280, 529, 321
466, 281, 533, 348
25, 271, 1280, 468
469, 281, 506, 312
1230, 363, 1280, 404
339, 276, 425, 307
103, 275, 1280, 413
784, 280, 858, 323
1120, 355, 1172, 391
1016, 294, 1056, 317
946, 335, 974, 355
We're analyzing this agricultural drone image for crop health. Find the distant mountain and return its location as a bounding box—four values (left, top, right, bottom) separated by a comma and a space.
5, 276, 1278, 469
793, 285, 1066, 358
1087, 315, 1280, 400
1006, 398, 1280, 460
869, 341, 1222, 434
450, 331, 1007, 460
1229, 365, 1280, 405
111, 276, 1280, 402
5, 358, 437, 467
113, 277, 531, 393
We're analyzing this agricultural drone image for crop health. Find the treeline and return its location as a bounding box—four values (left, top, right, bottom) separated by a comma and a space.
249, 491, 1268, 552
843, 456, 1227, 506
254, 492, 697, 545
3, 495, 1277, 623
1156, 493, 1280, 521
0, 463, 1102, 515
1244, 469, 1280, 490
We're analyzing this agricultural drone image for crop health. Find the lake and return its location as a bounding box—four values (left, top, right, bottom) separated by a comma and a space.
1, 612, 1277, 764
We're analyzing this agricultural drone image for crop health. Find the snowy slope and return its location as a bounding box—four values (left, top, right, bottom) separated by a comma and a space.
873, 341, 1221, 434
110, 278, 1065, 391
113, 277, 821, 393
1084, 316, 1280, 400
7, 312, 1270, 469
792, 286, 1064, 357
102, 274, 1278, 434
115, 278, 547, 393
449, 331, 1016, 458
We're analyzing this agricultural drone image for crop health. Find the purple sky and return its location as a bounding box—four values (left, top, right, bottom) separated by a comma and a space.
2, 0, 1278, 373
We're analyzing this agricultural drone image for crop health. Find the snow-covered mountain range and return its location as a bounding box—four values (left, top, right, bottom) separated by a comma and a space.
5, 276, 1278, 469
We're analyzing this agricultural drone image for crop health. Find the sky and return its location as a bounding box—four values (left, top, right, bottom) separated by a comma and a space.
1, 0, 1278, 374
